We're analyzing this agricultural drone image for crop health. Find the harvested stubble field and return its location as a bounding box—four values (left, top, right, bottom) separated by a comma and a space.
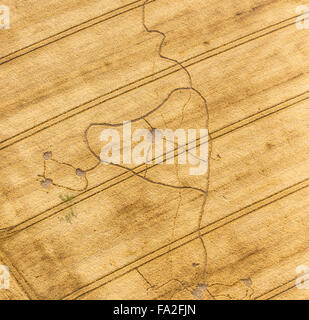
0, 0, 309, 300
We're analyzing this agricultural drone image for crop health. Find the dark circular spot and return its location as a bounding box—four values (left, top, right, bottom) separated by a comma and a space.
40, 178, 52, 189
43, 151, 52, 160
76, 168, 86, 177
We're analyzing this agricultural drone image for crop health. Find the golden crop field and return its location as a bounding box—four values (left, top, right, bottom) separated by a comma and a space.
0, 0, 309, 300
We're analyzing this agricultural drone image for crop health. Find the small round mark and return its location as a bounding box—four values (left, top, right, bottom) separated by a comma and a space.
191, 283, 207, 300
76, 168, 86, 177
40, 178, 53, 189
240, 278, 252, 288
43, 151, 52, 160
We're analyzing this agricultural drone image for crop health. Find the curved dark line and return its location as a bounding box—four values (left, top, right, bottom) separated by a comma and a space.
81, 0, 211, 290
